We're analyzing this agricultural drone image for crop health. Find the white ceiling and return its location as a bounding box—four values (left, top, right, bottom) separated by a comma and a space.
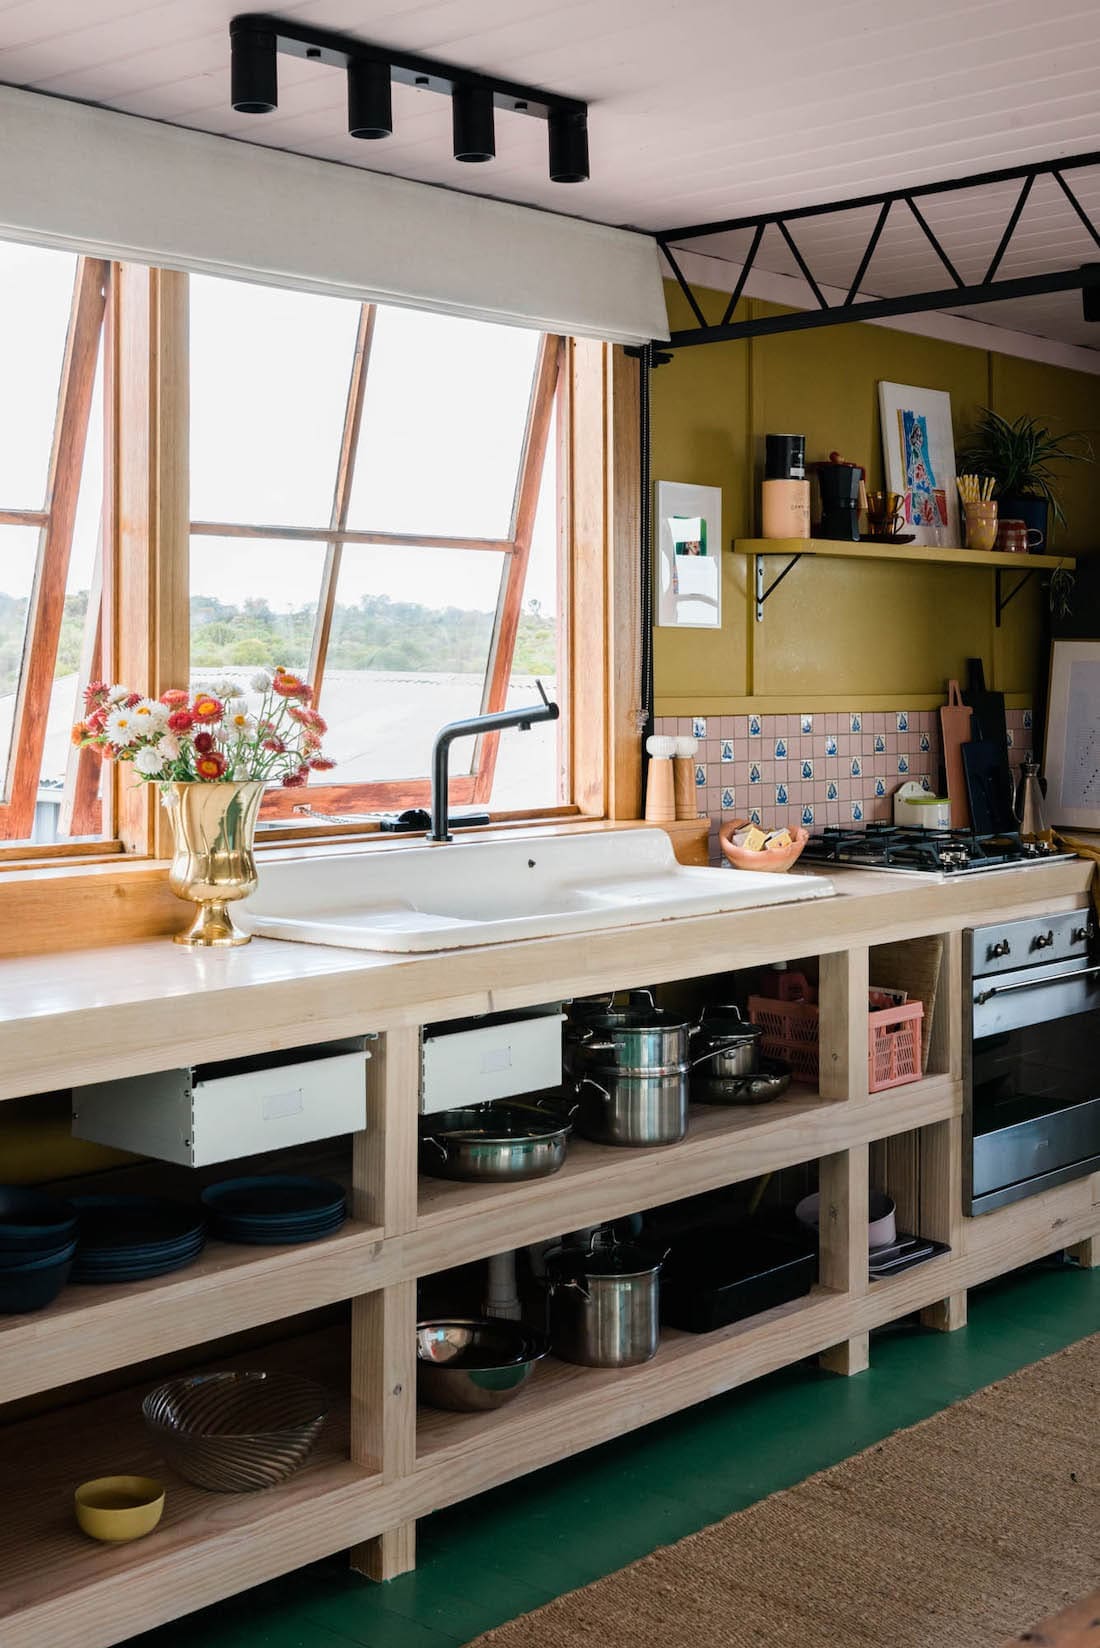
2, 0, 1100, 348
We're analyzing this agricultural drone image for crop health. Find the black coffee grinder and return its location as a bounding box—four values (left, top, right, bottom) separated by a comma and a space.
816, 459, 863, 541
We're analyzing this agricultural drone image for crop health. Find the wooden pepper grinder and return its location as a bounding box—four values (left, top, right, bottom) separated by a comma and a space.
644, 735, 677, 822
673, 736, 699, 820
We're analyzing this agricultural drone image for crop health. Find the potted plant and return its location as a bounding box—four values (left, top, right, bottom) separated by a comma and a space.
956, 408, 1093, 549
74, 667, 332, 947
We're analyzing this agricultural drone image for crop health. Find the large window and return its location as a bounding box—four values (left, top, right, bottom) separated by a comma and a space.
0, 246, 109, 849
187, 277, 566, 822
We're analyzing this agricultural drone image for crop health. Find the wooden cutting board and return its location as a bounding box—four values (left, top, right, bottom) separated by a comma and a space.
940, 680, 972, 828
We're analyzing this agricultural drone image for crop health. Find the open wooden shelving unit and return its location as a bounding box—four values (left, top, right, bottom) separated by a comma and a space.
1, 893, 1098, 1648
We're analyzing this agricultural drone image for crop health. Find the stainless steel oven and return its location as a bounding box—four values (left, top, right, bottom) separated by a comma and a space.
964, 909, 1100, 1214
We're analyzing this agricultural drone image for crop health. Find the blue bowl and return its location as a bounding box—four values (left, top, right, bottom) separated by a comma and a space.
0, 1186, 78, 1252
0, 1254, 73, 1312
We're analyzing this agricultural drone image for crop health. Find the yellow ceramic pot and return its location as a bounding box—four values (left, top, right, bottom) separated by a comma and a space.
74, 1476, 165, 1542
165, 780, 265, 948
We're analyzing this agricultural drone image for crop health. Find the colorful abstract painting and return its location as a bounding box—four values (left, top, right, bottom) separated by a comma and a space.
877, 382, 960, 547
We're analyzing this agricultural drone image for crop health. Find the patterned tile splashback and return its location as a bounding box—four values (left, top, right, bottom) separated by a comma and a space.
656, 708, 1034, 865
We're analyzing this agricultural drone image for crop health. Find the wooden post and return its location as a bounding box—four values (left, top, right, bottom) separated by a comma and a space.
818, 1143, 870, 1375
349, 1028, 420, 1580
920, 933, 968, 1330
818, 947, 869, 1103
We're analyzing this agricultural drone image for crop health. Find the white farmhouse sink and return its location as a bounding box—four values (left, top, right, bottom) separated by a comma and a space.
238, 828, 834, 953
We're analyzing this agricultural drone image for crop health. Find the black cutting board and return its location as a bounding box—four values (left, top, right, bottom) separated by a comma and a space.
962, 735, 1016, 833
961, 657, 1008, 749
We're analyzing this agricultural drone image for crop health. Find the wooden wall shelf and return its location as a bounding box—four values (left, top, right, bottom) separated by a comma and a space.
734, 538, 1075, 625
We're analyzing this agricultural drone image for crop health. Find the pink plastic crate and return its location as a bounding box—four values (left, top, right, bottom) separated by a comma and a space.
747, 996, 924, 1091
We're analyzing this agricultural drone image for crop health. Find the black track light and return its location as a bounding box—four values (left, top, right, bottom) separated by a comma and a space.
452, 84, 495, 164
548, 107, 589, 184
348, 58, 392, 139
230, 21, 278, 114
1082, 264, 1100, 322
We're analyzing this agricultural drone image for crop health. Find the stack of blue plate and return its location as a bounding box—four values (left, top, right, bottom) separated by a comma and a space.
71, 1195, 206, 1283
201, 1176, 347, 1246
0, 1186, 78, 1312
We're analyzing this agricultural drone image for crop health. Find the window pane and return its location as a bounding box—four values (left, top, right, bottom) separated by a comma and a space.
190, 536, 318, 675
0, 243, 77, 508
320, 545, 507, 781
189, 276, 359, 526
346, 307, 539, 539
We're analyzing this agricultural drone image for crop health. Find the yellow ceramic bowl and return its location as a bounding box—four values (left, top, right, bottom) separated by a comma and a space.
74, 1476, 165, 1543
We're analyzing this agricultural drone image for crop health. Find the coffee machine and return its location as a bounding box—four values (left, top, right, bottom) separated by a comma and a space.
815, 459, 863, 541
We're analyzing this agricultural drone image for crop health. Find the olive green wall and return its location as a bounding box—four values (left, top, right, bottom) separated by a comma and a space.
653, 285, 1100, 715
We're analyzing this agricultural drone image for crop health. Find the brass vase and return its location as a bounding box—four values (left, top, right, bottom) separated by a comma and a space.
165, 780, 264, 947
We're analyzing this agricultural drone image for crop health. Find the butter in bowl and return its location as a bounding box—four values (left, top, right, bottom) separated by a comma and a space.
718, 819, 809, 873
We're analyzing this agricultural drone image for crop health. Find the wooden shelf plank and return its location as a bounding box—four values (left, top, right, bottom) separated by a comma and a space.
0, 1219, 389, 1406
409, 1075, 960, 1277
735, 537, 1075, 569
0, 1331, 399, 1648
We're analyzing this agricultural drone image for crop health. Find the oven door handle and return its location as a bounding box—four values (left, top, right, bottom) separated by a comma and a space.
974, 963, 1100, 1005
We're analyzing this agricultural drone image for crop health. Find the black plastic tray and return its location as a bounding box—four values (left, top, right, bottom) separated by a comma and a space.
660, 1225, 817, 1334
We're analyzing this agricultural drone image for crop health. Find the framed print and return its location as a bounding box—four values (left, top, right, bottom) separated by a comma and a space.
656, 481, 722, 628
1044, 639, 1100, 830
878, 381, 961, 547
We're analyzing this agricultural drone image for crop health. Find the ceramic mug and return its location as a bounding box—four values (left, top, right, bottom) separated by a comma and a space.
964, 501, 998, 552
995, 517, 1044, 555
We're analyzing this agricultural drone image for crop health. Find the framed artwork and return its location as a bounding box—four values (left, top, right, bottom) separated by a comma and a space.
1044, 639, 1100, 830
655, 481, 722, 628
877, 381, 961, 547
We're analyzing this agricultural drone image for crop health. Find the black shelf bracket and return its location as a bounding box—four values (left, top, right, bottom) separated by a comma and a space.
755, 552, 802, 622
655, 151, 1100, 348
995, 565, 1037, 626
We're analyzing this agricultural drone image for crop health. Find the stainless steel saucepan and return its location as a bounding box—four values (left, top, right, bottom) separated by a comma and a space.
543, 1235, 667, 1367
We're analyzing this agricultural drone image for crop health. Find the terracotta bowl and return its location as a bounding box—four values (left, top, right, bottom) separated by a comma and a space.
718, 820, 809, 874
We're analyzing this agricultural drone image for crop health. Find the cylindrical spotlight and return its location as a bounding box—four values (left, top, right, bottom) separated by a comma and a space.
230, 24, 278, 114
549, 107, 589, 183
348, 58, 392, 139
452, 83, 495, 163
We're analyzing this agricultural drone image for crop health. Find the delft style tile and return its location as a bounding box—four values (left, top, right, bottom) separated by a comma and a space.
800, 714, 813, 733
776, 783, 789, 805
749, 714, 762, 737
801, 759, 814, 779
692, 717, 707, 739
749, 808, 762, 827
826, 779, 839, 801
1023, 709, 1033, 729
1006, 729, 1014, 747
825, 734, 838, 756
919, 731, 931, 752
874, 733, 886, 754
721, 740, 734, 762
774, 738, 788, 759
896, 711, 909, 732
850, 712, 862, 733
801, 804, 814, 826
721, 787, 735, 809
851, 757, 862, 777
874, 777, 886, 797
920, 775, 933, 791
695, 763, 706, 787
897, 755, 909, 774
852, 801, 864, 822
749, 763, 761, 784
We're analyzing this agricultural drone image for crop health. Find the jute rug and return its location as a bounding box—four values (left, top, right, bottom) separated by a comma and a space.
471, 1334, 1100, 1648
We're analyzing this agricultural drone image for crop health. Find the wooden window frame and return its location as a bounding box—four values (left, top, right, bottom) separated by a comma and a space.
0, 255, 112, 853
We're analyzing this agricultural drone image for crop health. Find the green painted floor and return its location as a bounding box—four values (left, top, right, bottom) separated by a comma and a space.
136, 1259, 1099, 1648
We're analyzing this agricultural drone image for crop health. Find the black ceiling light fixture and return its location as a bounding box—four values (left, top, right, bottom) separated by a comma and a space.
229, 13, 589, 183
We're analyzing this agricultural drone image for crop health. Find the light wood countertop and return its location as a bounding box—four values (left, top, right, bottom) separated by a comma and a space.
3, 857, 1090, 1101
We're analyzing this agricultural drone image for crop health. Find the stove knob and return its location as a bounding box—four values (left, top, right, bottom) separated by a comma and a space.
989, 939, 1011, 959
1072, 924, 1093, 945
1032, 930, 1055, 951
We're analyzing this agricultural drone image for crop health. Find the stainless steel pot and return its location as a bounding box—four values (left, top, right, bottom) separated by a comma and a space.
544, 1238, 666, 1367
419, 1102, 575, 1183
690, 1005, 763, 1081
575, 1067, 688, 1146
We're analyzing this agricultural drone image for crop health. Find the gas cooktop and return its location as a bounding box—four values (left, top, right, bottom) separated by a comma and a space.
800, 823, 1074, 878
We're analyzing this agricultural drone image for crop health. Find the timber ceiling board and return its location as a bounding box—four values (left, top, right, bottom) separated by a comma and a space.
2, 0, 1099, 346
